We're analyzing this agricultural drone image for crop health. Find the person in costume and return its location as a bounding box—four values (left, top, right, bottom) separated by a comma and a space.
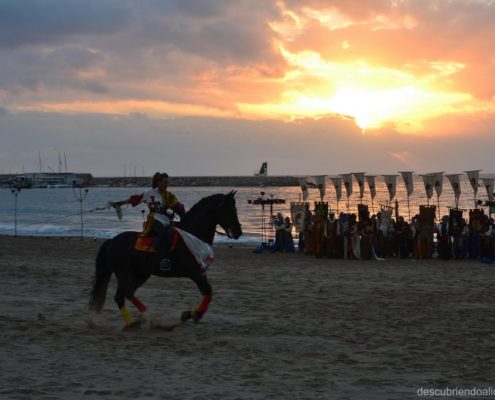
396, 216, 411, 259
284, 216, 295, 253
360, 218, 374, 260
452, 217, 468, 258
112, 172, 185, 271
410, 215, 421, 259
272, 213, 286, 252
436, 215, 452, 260
480, 215, 494, 263
325, 212, 340, 258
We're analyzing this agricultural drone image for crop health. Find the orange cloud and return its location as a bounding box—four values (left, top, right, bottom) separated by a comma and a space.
10, 100, 234, 119
2, 0, 495, 138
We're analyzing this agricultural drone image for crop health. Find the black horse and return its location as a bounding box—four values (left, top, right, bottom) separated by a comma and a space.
89, 191, 242, 329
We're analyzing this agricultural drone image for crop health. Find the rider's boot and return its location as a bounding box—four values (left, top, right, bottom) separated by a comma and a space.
154, 226, 173, 273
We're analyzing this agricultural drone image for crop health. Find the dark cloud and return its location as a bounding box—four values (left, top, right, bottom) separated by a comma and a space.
0, 0, 283, 104
0, 0, 494, 154
141, 0, 232, 18
0, 46, 107, 96
1, 112, 494, 176
0, 0, 133, 48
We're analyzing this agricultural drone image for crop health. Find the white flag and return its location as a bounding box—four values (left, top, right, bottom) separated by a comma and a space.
481, 177, 494, 202
290, 202, 306, 232
430, 172, 444, 197
298, 177, 309, 201
383, 175, 398, 201
365, 175, 377, 200
446, 174, 462, 199
400, 171, 414, 197
421, 174, 435, 200
340, 174, 353, 199
330, 176, 342, 202
353, 172, 366, 199
313, 175, 326, 200
465, 170, 481, 196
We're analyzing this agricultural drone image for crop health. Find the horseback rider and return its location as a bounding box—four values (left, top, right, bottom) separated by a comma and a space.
113, 172, 185, 271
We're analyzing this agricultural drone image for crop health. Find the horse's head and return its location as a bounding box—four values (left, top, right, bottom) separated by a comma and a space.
217, 191, 243, 239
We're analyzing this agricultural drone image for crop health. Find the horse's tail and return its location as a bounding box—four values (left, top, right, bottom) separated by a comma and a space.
89, 239, 112, 313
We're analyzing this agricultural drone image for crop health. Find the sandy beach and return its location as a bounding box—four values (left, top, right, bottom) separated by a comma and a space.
0, 235, 494, 399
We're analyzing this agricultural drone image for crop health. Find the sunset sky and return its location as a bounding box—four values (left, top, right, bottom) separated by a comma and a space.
1, 0, 494, 176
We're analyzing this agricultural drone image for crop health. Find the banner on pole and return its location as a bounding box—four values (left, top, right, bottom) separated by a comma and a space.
313, 175, 327, 200
383, 175, 398, 201
353, 172, 366, 199
446, 174, 462, 198
365, 175, 377, 200
421, 174, 435, 200
465, 170, 481, 196
297, 178, 309, 201
399, 171, 414, 197
430, 172, 444, 197
340, 174, 353, 199
290, 202, 308, 232
330, 176, 342, 203
481, 177, 494, 202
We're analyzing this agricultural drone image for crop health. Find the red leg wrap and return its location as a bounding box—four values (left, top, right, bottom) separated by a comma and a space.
198, 294, 212, 314
131, 297, 147, 313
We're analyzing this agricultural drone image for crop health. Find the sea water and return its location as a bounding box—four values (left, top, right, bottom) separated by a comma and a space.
0, 176, 490, 244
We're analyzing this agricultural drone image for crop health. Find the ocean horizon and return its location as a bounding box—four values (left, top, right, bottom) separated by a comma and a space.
1, 175, 492, 242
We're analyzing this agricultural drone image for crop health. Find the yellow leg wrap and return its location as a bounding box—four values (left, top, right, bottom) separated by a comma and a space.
120, 307, 133, 325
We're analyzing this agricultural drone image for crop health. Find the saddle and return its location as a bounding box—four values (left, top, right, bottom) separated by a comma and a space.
134, 229, 180, 254
134, 226, 214, 272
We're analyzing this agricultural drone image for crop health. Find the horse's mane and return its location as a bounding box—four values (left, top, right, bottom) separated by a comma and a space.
181, 193, 225, 224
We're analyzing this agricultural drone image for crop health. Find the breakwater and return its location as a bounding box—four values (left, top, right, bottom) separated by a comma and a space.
93, 176, 300, 187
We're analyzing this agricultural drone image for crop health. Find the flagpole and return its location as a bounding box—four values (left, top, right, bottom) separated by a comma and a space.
437, 194, 441, 221
407, 195, 411, 222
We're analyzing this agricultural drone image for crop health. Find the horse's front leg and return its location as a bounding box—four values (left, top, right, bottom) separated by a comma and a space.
182, 272, 212, 323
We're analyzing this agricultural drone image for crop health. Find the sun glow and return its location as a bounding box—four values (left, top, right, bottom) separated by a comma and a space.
237, 46, 475, 132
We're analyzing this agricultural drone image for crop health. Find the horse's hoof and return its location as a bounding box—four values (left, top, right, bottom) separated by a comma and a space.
192, 311, 203, 324
150, 321, 178, 332
181, 310, 192, 322
122, 320, 142, 331
86, 318, 97, 329
149, 317, 161, 329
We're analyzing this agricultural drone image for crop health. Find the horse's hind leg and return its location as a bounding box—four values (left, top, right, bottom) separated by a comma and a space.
126, 274, 150, 318
114, 270, 141, 329
114, 284, 134, 327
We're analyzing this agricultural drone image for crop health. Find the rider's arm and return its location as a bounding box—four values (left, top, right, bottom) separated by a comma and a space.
173, 203, 186, 217
112, 193, 144, 207
129, 194, 144, 207
168, 193, 186, 217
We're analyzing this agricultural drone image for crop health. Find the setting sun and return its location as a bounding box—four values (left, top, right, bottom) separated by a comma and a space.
238, 46, 476, 131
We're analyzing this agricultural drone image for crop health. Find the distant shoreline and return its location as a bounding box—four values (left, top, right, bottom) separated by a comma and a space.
0, 174, 301, 188
92, 175, 301, 187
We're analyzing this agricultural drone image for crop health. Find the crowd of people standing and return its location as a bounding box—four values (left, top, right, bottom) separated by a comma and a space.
277, 202, 495, 263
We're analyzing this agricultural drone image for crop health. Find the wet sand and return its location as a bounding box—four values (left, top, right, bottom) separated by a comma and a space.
0, 235, 494, 399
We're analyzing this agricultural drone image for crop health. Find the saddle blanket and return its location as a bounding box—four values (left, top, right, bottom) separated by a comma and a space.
175, 228, 214, 272
134, 236, 157, 253
134, 228, 214, 272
